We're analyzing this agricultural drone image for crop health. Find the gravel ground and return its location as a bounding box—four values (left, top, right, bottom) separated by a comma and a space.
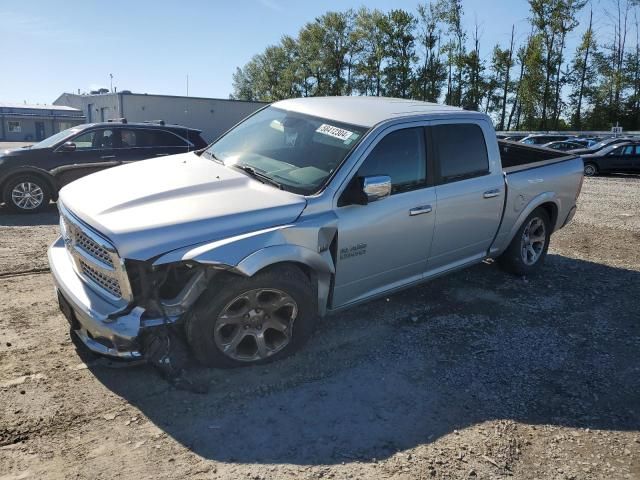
0, 175, 639, 480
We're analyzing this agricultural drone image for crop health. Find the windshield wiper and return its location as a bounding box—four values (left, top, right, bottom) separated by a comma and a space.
232, 165, 283, 190
202, 150, 222, 163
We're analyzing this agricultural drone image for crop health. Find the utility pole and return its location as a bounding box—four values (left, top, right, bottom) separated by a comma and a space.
109, 73, 114, 93
186, 74, 189, 96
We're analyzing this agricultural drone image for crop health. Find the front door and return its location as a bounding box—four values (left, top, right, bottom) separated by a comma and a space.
428, 122, 503, 273
53, 128, 118, 186
332, 126, 436, 308
35, 122, 45, 141
602, 145, 634, 172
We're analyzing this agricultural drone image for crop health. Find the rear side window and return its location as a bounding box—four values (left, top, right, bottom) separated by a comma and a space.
153, 130, 188, 147
116, 129, 188, 148
433, 124, 489, 183
357, 127, 427, 194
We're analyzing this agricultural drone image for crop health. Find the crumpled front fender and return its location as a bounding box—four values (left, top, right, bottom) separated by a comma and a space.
152, 212, 338, 315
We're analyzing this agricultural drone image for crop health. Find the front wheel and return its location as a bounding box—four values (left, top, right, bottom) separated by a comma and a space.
497, 208, 551, 276
3, 175, 51, 213
583, 162, 598, 177
185, 265, 317, 368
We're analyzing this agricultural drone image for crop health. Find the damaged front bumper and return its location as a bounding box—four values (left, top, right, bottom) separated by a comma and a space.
49, 237, 151, 359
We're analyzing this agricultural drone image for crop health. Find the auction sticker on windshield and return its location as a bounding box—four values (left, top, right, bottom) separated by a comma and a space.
316, 124, 355, 141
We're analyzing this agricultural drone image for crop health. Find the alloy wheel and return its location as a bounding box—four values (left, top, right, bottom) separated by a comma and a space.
520, 216, 546, 266
213, 288, 298, 362
11, 182, 44, 210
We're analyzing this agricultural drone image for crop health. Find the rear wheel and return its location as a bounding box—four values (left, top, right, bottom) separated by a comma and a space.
497, 208, 551, 276
2, 175, 51, 213
185, 265, 317, 368
583, 162, 598, 177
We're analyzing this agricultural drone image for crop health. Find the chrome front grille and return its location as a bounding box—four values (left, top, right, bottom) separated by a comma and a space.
79, 259, 123, 298
75, 229, 114, 267
58, 204, 132, 304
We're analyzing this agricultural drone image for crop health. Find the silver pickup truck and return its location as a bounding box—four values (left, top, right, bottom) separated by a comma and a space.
48, 97, 584, 368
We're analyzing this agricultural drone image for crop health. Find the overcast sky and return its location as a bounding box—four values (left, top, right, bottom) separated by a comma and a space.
0, 0, 599, 104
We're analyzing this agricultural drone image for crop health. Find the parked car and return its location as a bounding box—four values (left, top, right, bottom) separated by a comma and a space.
569, 136, 636, 155
0, 120, 207, 213
48, 97, 584, 367
568, 138, 597, 148
520, 134, 576, 145
582, 142, 640, 176
543, 140, 585, 151
502, 133, 528, 142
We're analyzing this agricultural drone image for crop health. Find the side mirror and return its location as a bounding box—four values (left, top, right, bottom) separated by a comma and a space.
361, 175, 392, 203
60, 141, 76, 152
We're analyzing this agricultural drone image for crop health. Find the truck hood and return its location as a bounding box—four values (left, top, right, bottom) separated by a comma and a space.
58, 152, 307, 260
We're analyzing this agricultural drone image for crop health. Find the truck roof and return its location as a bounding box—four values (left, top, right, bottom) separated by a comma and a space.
272, 96, 482, 128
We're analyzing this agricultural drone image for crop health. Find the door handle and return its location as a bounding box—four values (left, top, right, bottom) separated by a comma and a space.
483, 189, 501, 199
409, 205, 432, 216
100, 155, 116, 159
155, 153, 169, 157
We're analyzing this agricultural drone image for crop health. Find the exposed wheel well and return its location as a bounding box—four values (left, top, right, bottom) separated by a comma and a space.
253, 261, 314, 283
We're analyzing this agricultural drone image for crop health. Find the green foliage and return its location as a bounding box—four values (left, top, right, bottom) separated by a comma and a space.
230, 1, 640, 131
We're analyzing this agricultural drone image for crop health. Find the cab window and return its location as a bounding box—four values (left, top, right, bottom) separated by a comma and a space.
357, 127, 427, 194
433, 124, 489, 183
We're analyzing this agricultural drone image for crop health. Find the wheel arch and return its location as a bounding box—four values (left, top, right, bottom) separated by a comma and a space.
505, 193, 561, 248
233, 244, 335, 317
1, 167, 58, 200
537, 201, 558, 230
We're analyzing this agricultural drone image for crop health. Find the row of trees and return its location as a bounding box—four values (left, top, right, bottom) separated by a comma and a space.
231, 0, 640, 131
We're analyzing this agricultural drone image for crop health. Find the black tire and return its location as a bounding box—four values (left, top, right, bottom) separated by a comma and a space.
583, 162, 598, 177
2, 174, 52, 213
185, 265, 317, 368
497, 207, 551, 276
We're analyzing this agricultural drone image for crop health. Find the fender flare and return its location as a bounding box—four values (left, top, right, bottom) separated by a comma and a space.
506, 191, 561, 245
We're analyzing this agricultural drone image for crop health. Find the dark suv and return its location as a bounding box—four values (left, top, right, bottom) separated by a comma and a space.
582, 142, 640, 176
0, 120, 208, 213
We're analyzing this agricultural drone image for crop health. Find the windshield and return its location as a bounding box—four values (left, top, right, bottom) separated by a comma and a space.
590, 138, 626, 150
31, 126, 84, 149
204, 106, 368, 194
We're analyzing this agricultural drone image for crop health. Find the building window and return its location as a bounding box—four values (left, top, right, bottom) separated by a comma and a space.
58, 122, 75, 132
8, 121, 21, 133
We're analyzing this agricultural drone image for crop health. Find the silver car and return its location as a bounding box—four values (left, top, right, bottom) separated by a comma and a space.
49, 97, 584, 367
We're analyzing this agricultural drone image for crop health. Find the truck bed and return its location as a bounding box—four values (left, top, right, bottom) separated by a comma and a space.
490, 141, 584, 256
498, 139, 578, 174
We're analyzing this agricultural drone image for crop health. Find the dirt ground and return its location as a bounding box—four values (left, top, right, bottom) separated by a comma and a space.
0, 175, 639, 480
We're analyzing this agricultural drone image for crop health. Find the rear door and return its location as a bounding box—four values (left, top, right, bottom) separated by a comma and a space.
427, 122, 504, 273
116, 128, 191, 163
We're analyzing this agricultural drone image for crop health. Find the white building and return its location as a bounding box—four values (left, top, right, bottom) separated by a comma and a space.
54, 92, 266, 142
0, 103, 84, 141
